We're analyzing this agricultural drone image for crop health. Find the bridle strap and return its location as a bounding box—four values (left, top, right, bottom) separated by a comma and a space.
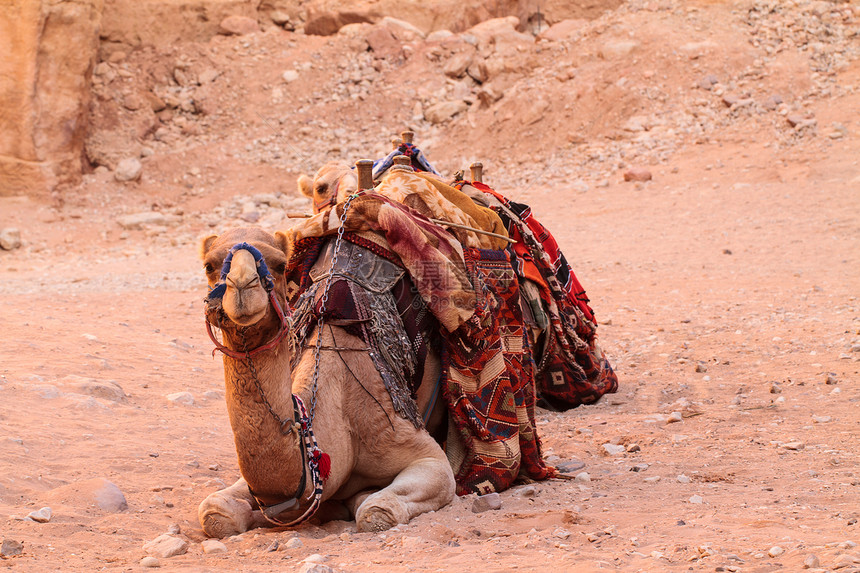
207, 291, 291, 359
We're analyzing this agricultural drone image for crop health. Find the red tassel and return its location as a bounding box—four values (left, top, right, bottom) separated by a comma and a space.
318, 452, 331, 483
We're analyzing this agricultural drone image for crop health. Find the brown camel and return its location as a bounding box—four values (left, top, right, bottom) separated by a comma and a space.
197, 227, 454, 537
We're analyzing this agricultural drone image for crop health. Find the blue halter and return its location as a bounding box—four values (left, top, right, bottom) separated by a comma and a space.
207, 242, 275, 301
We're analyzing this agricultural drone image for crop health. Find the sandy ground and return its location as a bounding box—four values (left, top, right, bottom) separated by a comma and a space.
1, 1, 859, 571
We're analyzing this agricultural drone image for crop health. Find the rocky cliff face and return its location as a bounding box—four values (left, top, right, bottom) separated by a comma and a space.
0, 0, 103, 195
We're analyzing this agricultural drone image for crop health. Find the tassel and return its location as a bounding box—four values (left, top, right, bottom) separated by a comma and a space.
318, 452, 331, 483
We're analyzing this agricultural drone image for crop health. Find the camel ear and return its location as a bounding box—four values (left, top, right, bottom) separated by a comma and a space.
274, 230, 291, 258
199, 234, 218, 259
297, 174, 313, 198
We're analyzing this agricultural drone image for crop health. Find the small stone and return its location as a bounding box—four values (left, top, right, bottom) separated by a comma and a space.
166, 523, 180, 535
689, 495, 703, 504
698, 74, 719, 90
266, 540, 279, 552
141, 556, 160, 567
825, 373, 838, 384
0, 228, 22, 250
202, 539, 228, 554
601, 443, 626, 456
666, 411, 683, 424
1, 539, 23, 557
677, 474, 691, 484
770, 382, 782, 394
631, 463, 649, 472
834, 554, 860, 567
302, 554, 328, 564
768, 546, 784, 558
623, 167, 652, 182
143, 534, 188, 558
803, 554, 820, 568
284, 537, 304, 549
166, 392, 194, 406
574, 472, 591, 483
695, 363, 708, 373
424, 100, 468, 124
786, 114, 805, 127
114, 158, 143, 182
644, 476, 661, 483
722, 94, 739, 107
26, 507, 52, 523
282, 70, 299, 83
782, 442, 805, 451
219, 16, 259, 36
553, 528, 572, 539
626, 443, 641, 452
299, 565, 335, 573
812, 415, 831, 424
472, 492, 502, 513
518, 485, 538, 498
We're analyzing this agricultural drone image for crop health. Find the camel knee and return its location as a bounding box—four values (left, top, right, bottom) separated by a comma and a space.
198, 491, 255, 538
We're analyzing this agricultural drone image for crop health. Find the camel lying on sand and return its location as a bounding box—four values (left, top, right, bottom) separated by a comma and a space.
197, 227, 454, 537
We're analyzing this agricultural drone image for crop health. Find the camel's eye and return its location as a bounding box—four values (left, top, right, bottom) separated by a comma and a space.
314, 183, 328, 196
204, 263, 215, 273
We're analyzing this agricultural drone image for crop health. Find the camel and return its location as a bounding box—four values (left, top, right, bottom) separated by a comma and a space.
197, 227, 454, 537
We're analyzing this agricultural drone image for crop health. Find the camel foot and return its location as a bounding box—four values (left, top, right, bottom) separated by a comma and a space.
199, 495, 255, 538
355, 493, 409, 533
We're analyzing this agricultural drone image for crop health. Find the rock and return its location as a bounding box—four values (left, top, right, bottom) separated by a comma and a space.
782, 442, 805, 451
366, 27, 401, 58
27, 507, 52, 523
644, 476, 661, 483
426, 30, 454, 42
599, 40, 639, 59
0, 0, 101, 194
770, 382, 782, 394
677, 474, 691, 484
666, 411, 683, 424
0, 228, 22, 250
540, 19, 587, 42
698, 74, 719, 90
269, 10, 292, 27
467, 60, 489, 84
282, 70, 299, 83
299, 565, 335, 573
626, 443, 641, 453
518, 485, 538, 498
624, 167, 652, 182
472, 492, 502, 513
631, 463, 649, 472
574, 472, 591, 483
305, 10, 371, 36
285, 537, 304, 549
143, 534, 188, 558
602, 443, 626, 456
58, 375, 126, 402
1, 539, 23, 557
166, 392, 194, 406
380, 16, 424, 42
825, 373, 838, 384
695, 363, 708, 373
116, 212, 181, 230
787, 114, 805, 127
140, 556, 160, 567
689, 495, 704, 504
424, 100, 468, 124
218, 16, 259, 36
812, 415, 831, 423
202, 539, 228, 554
166, 523, 180, 535
114, 158, 142, 182
803, 554, 820, 568
444, 50, 475, 78
44, 477, 128, 512
768, 546, 784, 558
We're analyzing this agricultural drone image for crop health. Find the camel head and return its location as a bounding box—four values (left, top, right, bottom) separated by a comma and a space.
200, 227, 291, 351
297, 162, 357, 213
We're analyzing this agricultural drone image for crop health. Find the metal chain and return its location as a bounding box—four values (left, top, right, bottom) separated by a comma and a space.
308, 191, 360, 424
241, 333, 297, 436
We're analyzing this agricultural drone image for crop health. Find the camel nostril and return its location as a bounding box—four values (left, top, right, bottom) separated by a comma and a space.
226, 274, 261, 290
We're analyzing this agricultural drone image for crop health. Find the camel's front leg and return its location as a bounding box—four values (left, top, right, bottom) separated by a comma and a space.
354, 455, 455, 533
198, 477, 272, 538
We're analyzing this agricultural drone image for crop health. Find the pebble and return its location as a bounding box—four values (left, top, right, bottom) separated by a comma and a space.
284, 537, 304, 549
666, 411, 683, 424
825, 373, 839, 384
140, 556, 160, 568
282, 70, 299, 83
0, 228, 22, 250
166, 523, 180, 535
770, 382, 782, 394
626, 443, 641, 452
644, 476, 661, 483
26, 507, 52, 523
782, 441, 805, 451
219, 15, 259, 36
834, 554, 860, 568
623, 167, 652, 182
695, 363, 708, 373
166, 392, 194, 406
472, 492, 502, 513
804, 554, 820, 568
812, 415, 831, 423
299, 565, 335, 573
142, 534, 188, 558
689, 495, 704, 504
202, 539, 228, 554
0, 539, 23, 557
114, 157, 143, 182
677, 474, 691, 484
518, 485, 538, 498
768, 545, 784, 557
631, 463, 649, 472
574, 472, 591, 483
602, 443, 626, 456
